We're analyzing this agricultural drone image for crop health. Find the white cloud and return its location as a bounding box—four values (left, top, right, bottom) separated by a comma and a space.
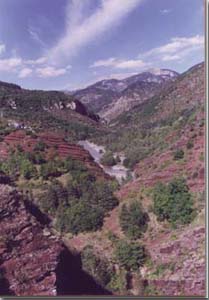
90, 34, 204, 76
140, 35, 204, 62
116, 59, 148, 69
28, 26, 46, 48
0, 43, 5, 55
48, 0, 143, 63
18, 67, 33, 78
36, 66, 67, 78
160, 9, 171, 14
66, 65, 72, 70
25, 56, 47, 65
161, 54, 180, 62
91, 57, 148, 70
0, 52, 71, 79
91, 57, 117, 68
0, 57, 22, 72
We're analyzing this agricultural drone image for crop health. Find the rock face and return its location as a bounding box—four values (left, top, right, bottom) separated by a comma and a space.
142, 226, 205, 296
0, 184, 62, 296
101, 81, 162, 121
0, 184, 112, 296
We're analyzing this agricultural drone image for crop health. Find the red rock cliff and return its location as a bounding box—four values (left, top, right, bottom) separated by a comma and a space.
0, 184, 63, 296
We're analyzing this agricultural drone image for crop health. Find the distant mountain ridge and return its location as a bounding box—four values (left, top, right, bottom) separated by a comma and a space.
72, 68, 179, 121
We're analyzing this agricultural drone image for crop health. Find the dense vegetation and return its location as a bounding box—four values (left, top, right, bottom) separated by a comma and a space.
119, 202, 148, 239
0, 146, 118, 234
152, 177, 195, 225
37, 160, 118, 234
0, 150, 38, 180
114, 240, 146, 271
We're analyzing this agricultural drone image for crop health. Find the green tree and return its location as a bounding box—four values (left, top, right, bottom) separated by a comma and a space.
56, 201, 104, 234
81, 245, 113, 287
38, 181, 68, 214
173, 149, 184, 160
20, 158, 37, 179
40, 161, 61, 179
114, 240, 146, 271
153, 177, 195, 225
119, 202, 148, 239
33, 141, 47, 152
101, 151, 116, 166
89, 180, 119, 212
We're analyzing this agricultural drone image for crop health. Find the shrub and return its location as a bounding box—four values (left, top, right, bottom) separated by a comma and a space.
81, 245, 113, 287
40, 162, 61, 179
56, 201, 104, 234
17, 144, 24, 152
20, 159, 37, 179
88, 179, 119, 212
123, 157, 134, 169
33, 141, 47, 152
173, 149, 184, 160
0, 151, 37, 180
119, 202, 148, 239
114, 240, 146, 271
123, 147, 149, 169
107, 270, 127, 293
199, 153, 204, 162
101, 151, 116, 166
31, 152, 46, 164
153, 177, 195, 225
38, 182, 68, 214
186, 140, 194, 149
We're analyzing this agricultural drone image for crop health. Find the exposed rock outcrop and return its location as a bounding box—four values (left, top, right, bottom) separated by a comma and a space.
0, 184, 62, 296
142, 226, 205, 296
0, 184, 112, 296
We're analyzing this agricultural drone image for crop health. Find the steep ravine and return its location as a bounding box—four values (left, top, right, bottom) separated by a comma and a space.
0, 183, 111, 296
56, 247, 111, 295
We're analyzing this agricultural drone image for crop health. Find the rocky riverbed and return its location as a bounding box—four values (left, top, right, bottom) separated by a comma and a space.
78, 140, 133, 183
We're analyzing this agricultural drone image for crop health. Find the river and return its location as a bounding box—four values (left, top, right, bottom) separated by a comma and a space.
78, 140, 131, 183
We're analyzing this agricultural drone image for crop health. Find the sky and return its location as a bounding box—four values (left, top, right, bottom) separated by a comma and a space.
0, 0, 205, 90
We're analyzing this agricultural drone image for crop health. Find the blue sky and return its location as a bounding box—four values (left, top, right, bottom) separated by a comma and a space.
0, 0, 205, 90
